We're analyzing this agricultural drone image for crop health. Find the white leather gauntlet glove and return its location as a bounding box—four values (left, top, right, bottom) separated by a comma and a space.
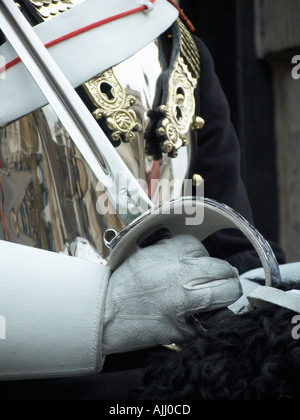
102, 234, 242, 354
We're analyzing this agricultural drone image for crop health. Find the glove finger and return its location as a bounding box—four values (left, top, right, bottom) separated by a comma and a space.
180, 277, 242, 317
181, 256, 239, 284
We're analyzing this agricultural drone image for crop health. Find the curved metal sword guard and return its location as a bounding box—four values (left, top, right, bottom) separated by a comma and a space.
108, 197, 281, 288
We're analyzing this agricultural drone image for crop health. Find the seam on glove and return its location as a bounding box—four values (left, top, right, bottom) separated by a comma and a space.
112, 286, 168, 302
92, 267, 111, 373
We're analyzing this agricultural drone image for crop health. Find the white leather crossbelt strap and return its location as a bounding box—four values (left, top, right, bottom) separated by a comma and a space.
248, 286, 300, 314
0, 0, 178, 126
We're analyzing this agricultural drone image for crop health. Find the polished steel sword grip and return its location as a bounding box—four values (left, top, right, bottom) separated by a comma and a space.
136, 225, 172, 248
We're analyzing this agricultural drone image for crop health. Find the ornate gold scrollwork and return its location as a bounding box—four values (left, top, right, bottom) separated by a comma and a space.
146, 19, 205, 159
160, 19, 203, 158
29, 0, 73, 20
83, 68, 142, 144
157, 57, 197, 158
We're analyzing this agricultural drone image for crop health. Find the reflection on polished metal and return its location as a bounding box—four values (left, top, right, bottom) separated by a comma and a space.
0, 108, 125, 258
0, 45, 190, 259
29, 0, 73, 20
83, 68, 142, 144
68, 237, 107, 264
0, 0, 154, 227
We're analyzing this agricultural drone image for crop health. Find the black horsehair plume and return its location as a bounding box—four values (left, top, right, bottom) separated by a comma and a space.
132, 281, 300, 400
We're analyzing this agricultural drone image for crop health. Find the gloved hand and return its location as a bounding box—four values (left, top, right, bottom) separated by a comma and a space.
102, 234, 242, 354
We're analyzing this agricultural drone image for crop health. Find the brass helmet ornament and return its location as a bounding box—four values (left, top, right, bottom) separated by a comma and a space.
144, 18, 205, 160
81, 16, 205, 159
12, 1, 206, 159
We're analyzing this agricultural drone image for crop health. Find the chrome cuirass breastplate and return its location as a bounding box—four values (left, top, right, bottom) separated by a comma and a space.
0, 40, 193, 261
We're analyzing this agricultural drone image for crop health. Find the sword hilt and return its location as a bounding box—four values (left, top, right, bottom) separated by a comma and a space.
137, 225, 172, 248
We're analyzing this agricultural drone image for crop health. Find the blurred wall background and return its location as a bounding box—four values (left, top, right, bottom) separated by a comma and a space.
179, 0, 300, 262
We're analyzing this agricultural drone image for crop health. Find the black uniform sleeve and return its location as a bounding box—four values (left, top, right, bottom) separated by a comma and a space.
190, 36, 286, 274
